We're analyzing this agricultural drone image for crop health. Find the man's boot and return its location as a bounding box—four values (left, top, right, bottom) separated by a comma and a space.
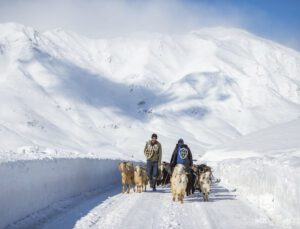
149, 177, 153, 188
152, 177, 157, 191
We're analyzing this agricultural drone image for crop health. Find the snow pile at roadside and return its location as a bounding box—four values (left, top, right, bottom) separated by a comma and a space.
201, 119, 300, 228
0, 158, 121, 229
216, 153, 300, 228
0, 145, 133, 163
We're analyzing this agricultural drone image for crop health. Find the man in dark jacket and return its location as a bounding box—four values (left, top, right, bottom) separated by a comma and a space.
144, 133, 162, 191
170, 139, 193, 169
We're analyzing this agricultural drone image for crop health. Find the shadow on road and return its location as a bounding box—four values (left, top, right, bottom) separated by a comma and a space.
145, 182, 236, 202
185, 183, 237, 203
9, 185, 121, 229
11, 182, 236, 229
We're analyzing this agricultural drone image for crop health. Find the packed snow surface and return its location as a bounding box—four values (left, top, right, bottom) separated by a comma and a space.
8, 184, 277, 229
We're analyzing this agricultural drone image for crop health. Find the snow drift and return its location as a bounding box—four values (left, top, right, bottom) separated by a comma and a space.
202, 119, 300, 228
0, 158, 120, 228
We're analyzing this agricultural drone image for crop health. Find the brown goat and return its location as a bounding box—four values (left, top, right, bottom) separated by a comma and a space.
118, 161, 135, 193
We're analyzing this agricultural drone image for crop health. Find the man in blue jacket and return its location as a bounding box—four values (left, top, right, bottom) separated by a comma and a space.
170, 139, 193, 169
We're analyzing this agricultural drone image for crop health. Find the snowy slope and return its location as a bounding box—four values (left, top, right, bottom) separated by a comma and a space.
201, 119, 300, 227
0, 22, 300, 162
201, 118, 300, 161
1, 22, 300, 228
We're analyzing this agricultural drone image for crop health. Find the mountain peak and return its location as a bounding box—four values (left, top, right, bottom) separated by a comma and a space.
0, 22, 42, 45
0, 22, 299, 155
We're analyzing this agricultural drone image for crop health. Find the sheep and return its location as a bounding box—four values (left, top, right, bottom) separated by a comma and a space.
134, 165, 144, 193
171, 164, 188, 204
141, 167, 149, 191
118, 161, 135, 194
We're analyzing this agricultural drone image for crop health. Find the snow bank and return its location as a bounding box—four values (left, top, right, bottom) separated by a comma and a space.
202, 119, 300, 228
0, 158, 121, 228
215, 153, 300, 228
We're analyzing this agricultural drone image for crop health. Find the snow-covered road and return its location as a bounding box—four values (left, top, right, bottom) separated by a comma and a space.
14, 183, 277, 229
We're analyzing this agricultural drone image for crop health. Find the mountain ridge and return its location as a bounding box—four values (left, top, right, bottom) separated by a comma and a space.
0, 22, 299, 160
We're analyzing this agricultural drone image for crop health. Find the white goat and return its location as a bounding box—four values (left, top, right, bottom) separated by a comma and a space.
171, 164, 188, 203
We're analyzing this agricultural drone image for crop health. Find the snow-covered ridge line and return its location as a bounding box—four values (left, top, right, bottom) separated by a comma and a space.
1, 22, 300, 159
0, 158, 121, 228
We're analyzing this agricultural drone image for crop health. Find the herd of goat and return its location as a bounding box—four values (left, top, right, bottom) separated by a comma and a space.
118, 161, 212, 203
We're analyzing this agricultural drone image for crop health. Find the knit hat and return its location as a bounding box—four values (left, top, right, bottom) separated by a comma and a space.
151, 133, 158, 139
178, 138, 184, 144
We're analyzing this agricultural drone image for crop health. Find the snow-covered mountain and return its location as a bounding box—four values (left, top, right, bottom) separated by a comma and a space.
0, 22, 300, 161
1, 22, 300, 229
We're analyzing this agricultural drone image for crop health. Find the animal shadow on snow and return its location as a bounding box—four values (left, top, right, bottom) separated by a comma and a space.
144, 185, 171, 194
185, 183, 236, 203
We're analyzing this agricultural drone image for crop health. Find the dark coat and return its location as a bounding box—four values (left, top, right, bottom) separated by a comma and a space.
170, 144, 193, 168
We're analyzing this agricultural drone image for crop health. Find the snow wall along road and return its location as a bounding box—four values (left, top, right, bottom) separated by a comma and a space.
0, 158, 121, 228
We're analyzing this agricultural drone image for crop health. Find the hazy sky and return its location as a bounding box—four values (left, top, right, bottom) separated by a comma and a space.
0, 0, 299, 50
